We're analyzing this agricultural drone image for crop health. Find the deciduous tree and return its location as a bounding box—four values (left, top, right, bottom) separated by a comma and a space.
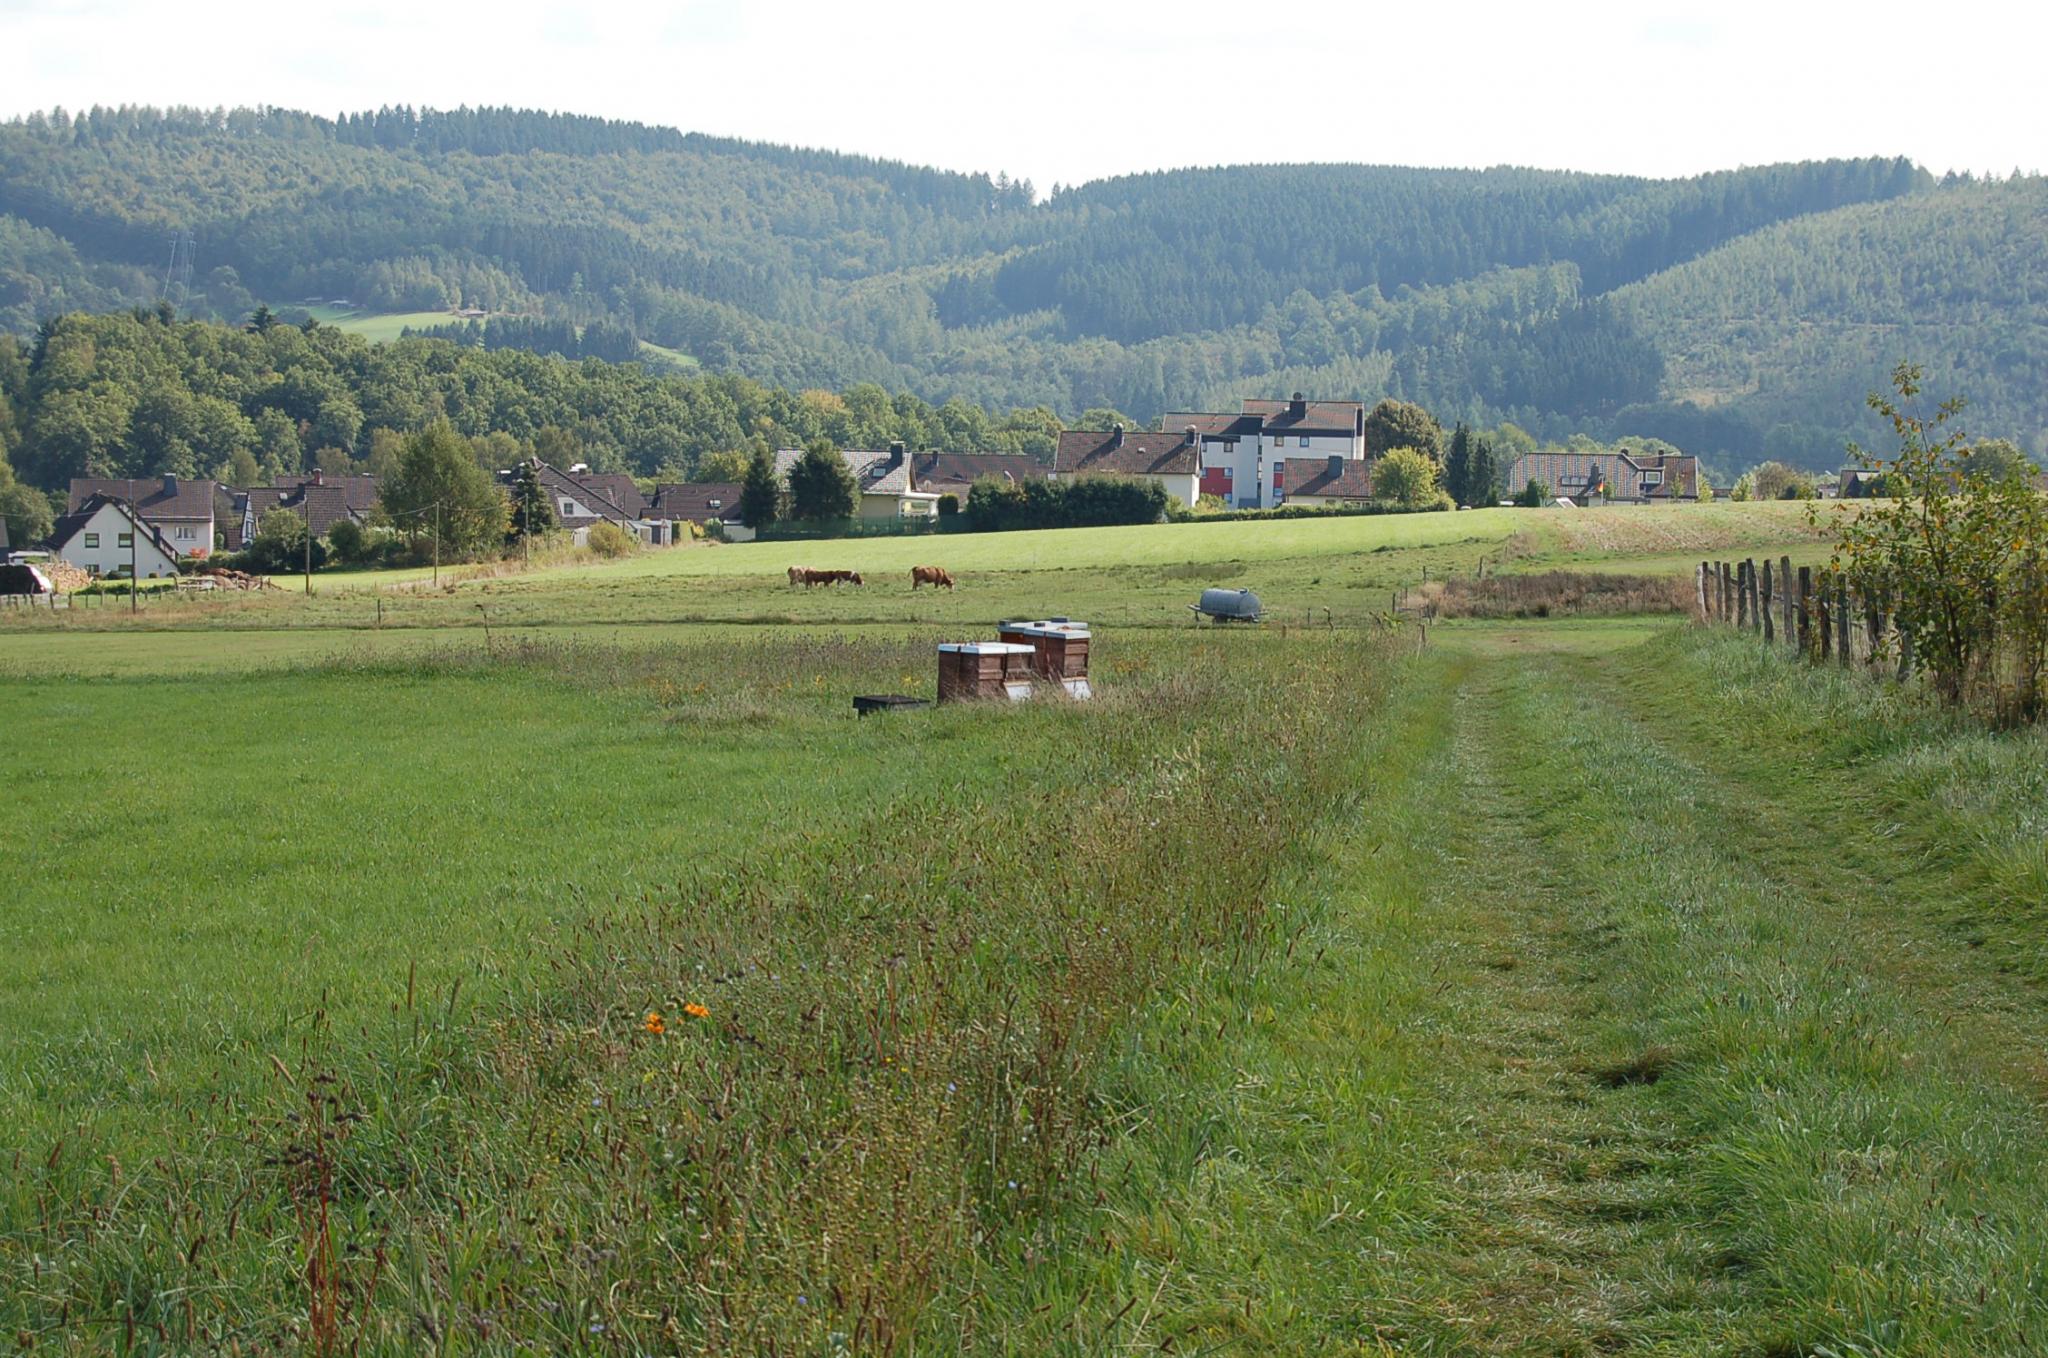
1364, 400, 1443, 460
379, 421, 507, 557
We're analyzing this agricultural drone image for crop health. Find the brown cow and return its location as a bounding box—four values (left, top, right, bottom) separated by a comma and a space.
788, 565, 814, 587
805, 568, 863, 587
910, 565, 955, 590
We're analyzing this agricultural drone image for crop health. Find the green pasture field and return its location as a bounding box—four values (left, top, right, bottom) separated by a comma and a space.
2, 500, 1837, 644
297, 305, 461, 341
7, 499, 2046, 1352
636, 338, 699, 367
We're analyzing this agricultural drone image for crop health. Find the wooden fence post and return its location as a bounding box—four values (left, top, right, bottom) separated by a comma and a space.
1749, 560, 1763, 634
1797, 566, 1813, 655
1864, 588, 1884, 672
1736, 561, 1749, 628
1843, 577, 1859, 667
1761, 560, 1775, 642
1897, 604, 1915, 682
1722, 561, 1733, 621
1779, 556, 1794, 646
1697, 561, 1709, 621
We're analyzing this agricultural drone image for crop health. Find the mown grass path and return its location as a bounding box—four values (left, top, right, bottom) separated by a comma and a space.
1015, 631, 2048, 1355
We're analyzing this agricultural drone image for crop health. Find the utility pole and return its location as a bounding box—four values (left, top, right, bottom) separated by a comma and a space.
127, 478, 138, 615
303, 502, 312, 596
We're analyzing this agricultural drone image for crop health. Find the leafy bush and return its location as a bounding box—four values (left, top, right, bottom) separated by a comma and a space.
1372, 447, 1445, 509
936, 494, 959, 517
586, 521, 637, 557
239, 508, 326, 573
1831, 363, 2048, 718
963, 473, 1165, 532
324, 517, 368, 565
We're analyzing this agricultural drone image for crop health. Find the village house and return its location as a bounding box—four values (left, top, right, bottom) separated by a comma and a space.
236, 470, 378, 547
1277, 455, 1376, 508
1051, 427, 1202, 507
773, 443, 942, 521
648, 482, 751, 540
909, 451, 1046, 503
1162, 395, 1368, 508
517, 460, 680, 546
45, 494, 183, 578
1502, 450, 1700, 504
66, 475, 219, 557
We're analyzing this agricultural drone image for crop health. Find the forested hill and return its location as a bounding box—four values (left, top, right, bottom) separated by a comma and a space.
0, 103, 2039, 469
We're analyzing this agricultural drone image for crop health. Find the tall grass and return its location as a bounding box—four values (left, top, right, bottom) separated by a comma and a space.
1, 629, 1396, 1352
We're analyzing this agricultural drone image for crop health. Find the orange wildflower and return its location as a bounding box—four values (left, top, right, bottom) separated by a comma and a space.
682, 1002, 710, 1020
643, 1011, 666, 1035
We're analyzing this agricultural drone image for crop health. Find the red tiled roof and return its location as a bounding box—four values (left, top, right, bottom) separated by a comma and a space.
272, 473, 379, 514
1281, 458, 1375, 499
1054, 430, 1202, 477
1241, 398, 1366, 436
579, 473, 646, 516
1504, 451, 1699, 501
68, 476, 218, 522
649, 483, 743, 521
910, 452, 1046, 489
1161, 412, 1260, 440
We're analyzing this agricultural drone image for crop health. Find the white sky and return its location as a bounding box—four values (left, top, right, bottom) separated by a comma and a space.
3, 0, 2040, 190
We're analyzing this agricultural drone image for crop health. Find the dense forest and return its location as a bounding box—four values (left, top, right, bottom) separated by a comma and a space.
0, 104, 2042, 471
0, 308, 1068, 502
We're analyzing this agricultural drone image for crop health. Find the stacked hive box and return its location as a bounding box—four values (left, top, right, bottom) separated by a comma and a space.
936, 642, 1037, 703
996, 619, 1092, 699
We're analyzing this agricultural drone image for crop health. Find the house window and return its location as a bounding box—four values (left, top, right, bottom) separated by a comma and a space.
1221, 467, 1232, 480
176, 524, 196, 540
560, 499, 577, 515
84, 532, 100, 548
1299, 436, 1310, 447
1642, 469, 1663, 486
707, 498, 723, 509
117, 532, 133, 548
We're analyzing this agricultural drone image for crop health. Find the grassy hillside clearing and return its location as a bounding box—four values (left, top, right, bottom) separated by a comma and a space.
296, 304, 465, 341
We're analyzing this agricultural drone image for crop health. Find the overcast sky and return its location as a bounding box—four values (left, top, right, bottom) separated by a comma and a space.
3, 0, 2039, 190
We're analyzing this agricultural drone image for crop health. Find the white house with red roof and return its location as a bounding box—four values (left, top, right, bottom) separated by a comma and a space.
1159, 395, 1367, 508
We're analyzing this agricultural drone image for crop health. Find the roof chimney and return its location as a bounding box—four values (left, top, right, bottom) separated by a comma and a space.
1183, 425, 1198, 447
1110, 423, 1124, 450
888, 440, 905, 467
311, 467, 324, 487
1328, 453, 1344, 478
161, 473, 178, 497
1289, 391, 1307, 419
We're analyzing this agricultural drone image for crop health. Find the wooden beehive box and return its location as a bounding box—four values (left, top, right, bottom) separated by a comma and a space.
936, 642, 1037, 703
996, 619, 1092, 698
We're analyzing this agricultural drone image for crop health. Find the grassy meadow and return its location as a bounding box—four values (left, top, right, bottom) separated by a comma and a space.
1, 499, 1839, 640
5, 498, 2047, 1353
